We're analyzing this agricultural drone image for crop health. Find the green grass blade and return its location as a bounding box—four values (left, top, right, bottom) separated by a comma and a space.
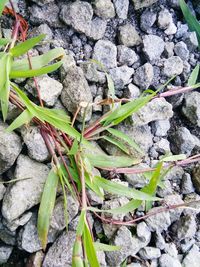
10, 61, 63, 78
86, 153, 141, 168
94, 243, 121, 252
0, 0, 8, 16
107, 128, 143, 154
102, 135, 130, 154
6, 109, 33, 132
0, 38, 10, 47
83, 222, 100, 267
160, 154, 187, 162
10, 34, 46, 57
179, 0, 200, 47
11, 47, 65, 71
94, 176, 160, 201
188, 64, 200, 86
37, 168, 59, 250
68, 139, 79, 155
101, 94, 153, 126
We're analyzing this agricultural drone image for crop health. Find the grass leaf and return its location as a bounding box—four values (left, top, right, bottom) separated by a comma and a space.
94, 176, 160, 201
0, 0, 8, 16
37, 168, 59, 250
11, 47, 65, 71
179, 0, 200, 47
83, 222, 100, 267
188, 64, 200, 86
107, 128, 143, 154
102, 135, 130, 154
160, 154, 187, 162
0, 38, 10, 47
94, 243, 121, 252
68, 139, 79, 155
86, 153, 141, 168
10, 61, 63, 78
102, 94, 153, 126
6, 109, 33, 132
10, 34, 46, 57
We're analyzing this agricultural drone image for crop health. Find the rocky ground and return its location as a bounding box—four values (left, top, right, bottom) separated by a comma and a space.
0, 0, 200, 266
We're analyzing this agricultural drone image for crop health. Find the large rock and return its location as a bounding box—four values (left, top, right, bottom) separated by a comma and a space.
143, 35, 165, 61
117, 45, 138, 66
60, 1, 93, 34
182, 92, 200, 127
192, 165, 200, 193
182, 244, 200, 267
133, 63, 154, 90
21, 126, 50, 162
169, 127, 200, 156
132, 0, 159, 10
109, 66, 134, 90
113, 0, 129, 19
132, 98, 173, 126
25, 75, 63, 107
94, 0, 115, 19
2, 155, 49, 222
61, 66, 93, 122
119, 24, 141, 47
0, 246, 13, 264
0, 121, 22, 175
145, 207, 171, 232
42, 230, 76, 267
159, 254, 182, 267
163, 56, 184, 77
93, 40, 117, 69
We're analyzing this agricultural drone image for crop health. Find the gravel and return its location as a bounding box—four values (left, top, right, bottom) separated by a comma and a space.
143, 35, 165, 61
119, 24, 142, 47
133, 63, 154, 90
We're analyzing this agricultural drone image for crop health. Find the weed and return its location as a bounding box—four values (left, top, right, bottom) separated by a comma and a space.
0, 1, 200, 266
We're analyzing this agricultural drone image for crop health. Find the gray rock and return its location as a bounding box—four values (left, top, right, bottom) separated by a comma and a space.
184, 32, 198, 52
106, 225, 150, 266
159, 254, 182, 267
102, 198, 129, 239
143, 35, 165, 61
113, 0, 129, 19
61, 66, 92, 122
157, 180, 173, 198
169, 127, 200, 156
0, 218, 16, 245
133, 63, 154, 90
4, 211, 32, 232
21, 126, 50, 162
124, 84, 140, 100
0, 246, 13, 264
192, 165, 200, 193
173, 215, 197, 240
109, 66, 134, 90
184, 193, 200, 216
25, 75, 63, 107
42, 230, 76, 267
164, 194, 184, 223
136, 222, 151, 243
119, 24, 141, 47
139, 247, 161, 260
30, 24, 53, 53
132, 0, 158, 10
60, 1, 93, 34
124, 163, 150, 188
174, 41, 189, 61
94, 0, 115, 19
140, 10, 157, 33
155, 232, 166, 250
2, 155, 49, 222
60, 51, 76, 81
181, 173, 195, 194
182, 92, 200, 127
29, 4, 61, 27
151, 120, 170, 137
117, 45, 138, 66
93, 40, 117, 69
31, 0, 54, 6
86, 17, 107, 40
145, 207, 171, 232
132, 98, 173, 126
182, 244, 200, 267
163, 56, 184, 77
154, 138, 171, 155
164, 243, 178, 258
97, 250, 107, 267
164, 42, 175, 57
164, 166, 184, 181
158, 9, 177, 35
0, 183, 5, 201
81, 63, 106, 84
176, 22, 188, 39
0, 121, 22, 175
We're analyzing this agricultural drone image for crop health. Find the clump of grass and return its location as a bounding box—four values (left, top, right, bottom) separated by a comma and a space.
0, 1, 200, 266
